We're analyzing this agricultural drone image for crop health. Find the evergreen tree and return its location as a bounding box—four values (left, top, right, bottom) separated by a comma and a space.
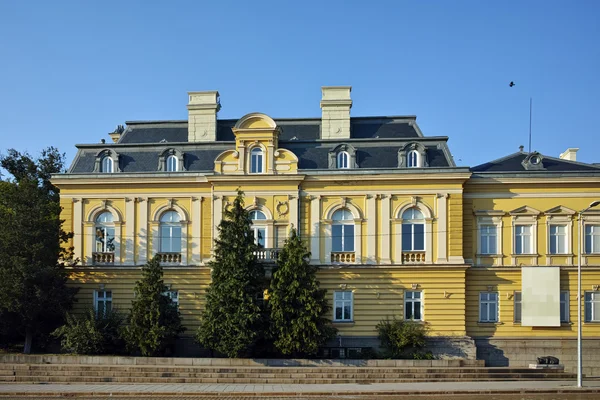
269, 228, 337, 357
0, 148, 77, 353
195, 191, 265, 357
122, 255, 184, 356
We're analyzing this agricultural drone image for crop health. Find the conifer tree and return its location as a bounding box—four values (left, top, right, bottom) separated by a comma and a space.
269, 228, 336, 356
195, 191, 265, 358
122, 255, 184, 356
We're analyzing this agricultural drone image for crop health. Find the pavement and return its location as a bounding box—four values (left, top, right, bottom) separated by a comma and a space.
2, 380, 600, 397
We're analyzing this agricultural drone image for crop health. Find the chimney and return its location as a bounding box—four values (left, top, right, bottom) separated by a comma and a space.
559, 148, 579, 161
187, 91, 220, 142
320, 86, 352, 139
109, 125, 125, 143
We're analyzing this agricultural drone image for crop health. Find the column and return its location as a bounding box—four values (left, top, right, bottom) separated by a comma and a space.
73, 198, 83, 264
381, 194, 391, 264
138, 198, 148, 264
124, 198, 135, 265
310, 195, 321, 263
191, 197, 202, 265
366, 195, 377, 264
213, 195, 223, 246
288, 193, 299, 234
437, 193, 448, 263
355, 219, 363, 263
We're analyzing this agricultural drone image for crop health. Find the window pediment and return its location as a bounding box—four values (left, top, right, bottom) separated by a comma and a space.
93, 149, 121, 173
158, 148, 186, 172
398, 142, 428, 168
328, 144, 358, 169
509, 206, 541, 216
545, 205, 576, 216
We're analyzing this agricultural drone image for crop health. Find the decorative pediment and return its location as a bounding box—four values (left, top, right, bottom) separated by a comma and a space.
545, 205, 576, 215
509, 206, 541, 216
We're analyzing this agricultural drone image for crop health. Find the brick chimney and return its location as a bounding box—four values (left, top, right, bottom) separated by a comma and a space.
559, 148, 579, 161
187, 91, 220, 142
320, 86, 352, 139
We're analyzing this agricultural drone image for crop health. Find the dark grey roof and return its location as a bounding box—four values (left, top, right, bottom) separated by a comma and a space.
471, 152, 600, 173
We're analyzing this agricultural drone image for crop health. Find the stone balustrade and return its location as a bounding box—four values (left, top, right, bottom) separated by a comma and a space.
402, 251, 426, 263
92, 252, 114, 264
331, 251, 356, 264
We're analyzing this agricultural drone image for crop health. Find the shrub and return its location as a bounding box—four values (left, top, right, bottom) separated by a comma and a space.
52, 308, 125, 355
376, 317, 429, 359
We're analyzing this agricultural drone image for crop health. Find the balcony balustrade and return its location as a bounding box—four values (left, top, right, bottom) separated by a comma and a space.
402, 251, 426, 264
331, 251, 356, 264
92, 252, 114, 264
254, 248, 281, 263
156, 252, 182, 263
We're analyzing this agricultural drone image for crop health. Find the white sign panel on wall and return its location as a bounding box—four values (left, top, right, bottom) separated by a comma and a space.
521, 266, 560, 327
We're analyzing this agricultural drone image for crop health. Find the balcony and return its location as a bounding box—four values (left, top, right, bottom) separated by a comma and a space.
92, 252, 114, 264
331, 251, 356, 264
156, 252, 182, 263
254, 248, 281, 263
402, 251, 426, 264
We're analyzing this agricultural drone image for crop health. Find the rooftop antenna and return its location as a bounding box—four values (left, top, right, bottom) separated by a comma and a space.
509, 82, 533, 153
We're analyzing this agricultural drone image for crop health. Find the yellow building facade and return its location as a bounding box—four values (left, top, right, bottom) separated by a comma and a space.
52, 87, 600, 370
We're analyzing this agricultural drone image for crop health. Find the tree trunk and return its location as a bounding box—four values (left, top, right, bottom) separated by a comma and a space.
23, 330, 33, 354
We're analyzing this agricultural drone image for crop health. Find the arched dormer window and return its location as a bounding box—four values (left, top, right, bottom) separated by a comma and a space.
101, 156, 114, 173
158, 148, 185, 172
249, 210, 267, 247
398, 143, 428, 168
332, 209, 355, 253
337, 151, 350, 169
250, 147, 264, 174
95, 212, 115, 253
407, 150, 419, 168
159, 211, 182, 254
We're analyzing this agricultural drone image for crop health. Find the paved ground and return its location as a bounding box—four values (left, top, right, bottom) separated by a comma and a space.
2, 380, 600, 397
3, 396, 600, 400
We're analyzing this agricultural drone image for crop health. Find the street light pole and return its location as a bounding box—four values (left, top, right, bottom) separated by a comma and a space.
577, 200, 600, 387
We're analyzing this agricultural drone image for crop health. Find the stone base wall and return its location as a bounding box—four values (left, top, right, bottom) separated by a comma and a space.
475, 337, 600, 376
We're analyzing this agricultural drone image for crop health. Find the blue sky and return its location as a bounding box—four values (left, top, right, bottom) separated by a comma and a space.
0, 0, 598, 168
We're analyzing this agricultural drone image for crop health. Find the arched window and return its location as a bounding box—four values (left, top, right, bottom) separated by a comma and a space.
95, 212, 115, 253
407, 150, 419, 168
250, 147, 264, 174
166, 155, 178, 172
159, 211, 182, 253
332, 208, 355, 252
337, 151, 349, 169
101, 156, 114, 173
249, 210, 267, 247
402, 208, 425, 251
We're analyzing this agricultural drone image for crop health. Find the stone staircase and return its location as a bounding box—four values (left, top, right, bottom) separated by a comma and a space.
0, 362, 577, 384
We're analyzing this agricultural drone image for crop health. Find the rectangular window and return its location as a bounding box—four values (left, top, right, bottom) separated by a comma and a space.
480, 225, 497, 255
95, 227, 115, 253
334, 291, 353, 321
479, 292, 498, 322
586, 225, 600, 254
160, 226, 182, 253
94, 290, 112, 316
585, 291, 600, 322
252, 227, 266, 247
163, 290, 179, 309
515, 225, 532, 254
560, 291, 569, 323
404, 291, 422, 321
402, 224, 425, 251
549, 225, 567, 254
514, 291, 522, 323
332, 225, 354, 252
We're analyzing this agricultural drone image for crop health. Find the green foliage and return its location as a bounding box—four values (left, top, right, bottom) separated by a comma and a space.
196, 191, 266, 358
0, 147, 77, 353
376, 318, 429, 359
269, 228, 336, 357
52, 308, 125, 355
122, 256, 185, 356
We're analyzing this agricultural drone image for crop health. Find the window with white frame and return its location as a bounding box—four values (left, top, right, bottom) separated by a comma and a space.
402, 208, 425, 251
337, 151, 349, 169
514, 225, 533, 254
250, 147, 264, 174
586, 225, 600, 254
101, 156, 114, 173
94, 290, 112, 316
95, 212, 115, 253
404, 291, 422, 321
480, 225, 497, 255
549, 225, 567, 254
585, 291, 600, 322
479, 292, 498, 322
249, 210, 267, 247
332, 209, 354, 252
514, 291, 522, 323
166, 155, 178, 172
407, 150, 419, 167
163, 290, 179, 308
159, 211, 182, 253
560, 291, 569, 323
334, 291, 353, 321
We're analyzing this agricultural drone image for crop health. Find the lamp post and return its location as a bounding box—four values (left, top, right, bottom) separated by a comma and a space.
577, 200, 600, 387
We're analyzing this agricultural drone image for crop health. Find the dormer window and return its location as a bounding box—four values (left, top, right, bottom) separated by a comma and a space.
101, 156, 114, 173
407, 150, 419, 168
250, 147, 264, 174
166, 155, 178, 172
337, 151, 350, 169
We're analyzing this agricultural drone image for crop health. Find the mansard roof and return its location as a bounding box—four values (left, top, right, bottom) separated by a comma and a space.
471, 151, 600, 173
